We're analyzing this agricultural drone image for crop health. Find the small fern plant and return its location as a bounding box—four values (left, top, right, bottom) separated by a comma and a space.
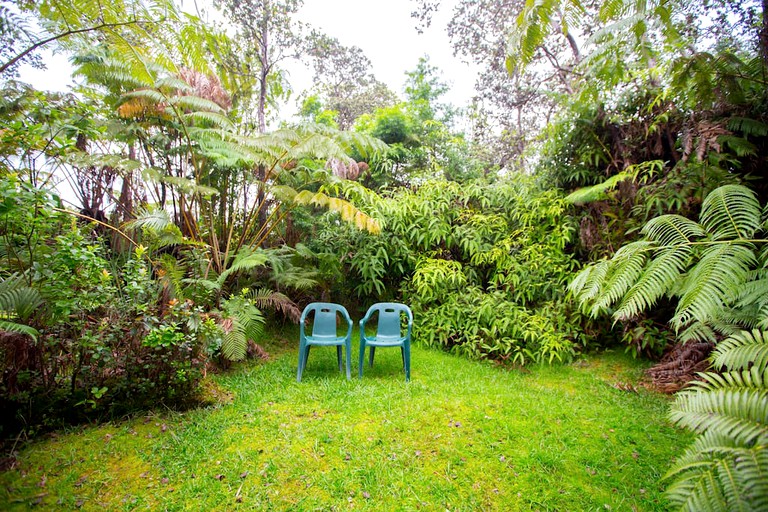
665, 329, 768, 511
219, 290, 265, 362
569, 184, 768, 342
0, 274, 43, 339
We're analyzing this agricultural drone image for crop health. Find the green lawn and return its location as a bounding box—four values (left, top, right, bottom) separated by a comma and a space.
1, 330, 692, 511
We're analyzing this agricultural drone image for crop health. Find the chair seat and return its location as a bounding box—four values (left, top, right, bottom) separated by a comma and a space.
364, 335, 405, 346
305, 334, 346, 345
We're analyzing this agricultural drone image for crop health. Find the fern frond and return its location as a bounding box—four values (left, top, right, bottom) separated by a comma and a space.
247, 288, 301, 323
712, 330, 768, 373
671, 379, 768, 445
727, 117, 768, 137
672, 244, 756, 330
156, 254, 185, 300
0, 274, 43, 322
271, 266, 320, 292
221, 320, 248, 361
614, 244, 693, 320
678, 321, 717, 344
642, 215, 706, 245
219, 299, 265, 361
665, 430, 768, 511
564, 170, 634, 205
0, 320, 39, 340
217, 248, 270, 286
568, 258, 611, 305
293, 190, 381, 234
701, 185, 761, 241
590, 240, 653, 314
167, 94, 225, 113
125, 208, 174, 232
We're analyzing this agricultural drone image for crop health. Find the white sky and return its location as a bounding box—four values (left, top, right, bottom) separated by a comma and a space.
290, 0, 477, 107
18, 0, 479, 114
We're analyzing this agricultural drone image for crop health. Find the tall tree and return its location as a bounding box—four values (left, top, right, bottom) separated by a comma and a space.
214, 0, 303, 134
305, 32, 397, 130
411, 0, 585, 167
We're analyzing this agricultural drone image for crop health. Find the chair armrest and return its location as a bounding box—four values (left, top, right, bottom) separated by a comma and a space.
299, 308, 310, 339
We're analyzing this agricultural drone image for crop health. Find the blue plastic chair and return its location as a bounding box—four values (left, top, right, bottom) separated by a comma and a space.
297, 302, 352, 382
359, 303, 413, 381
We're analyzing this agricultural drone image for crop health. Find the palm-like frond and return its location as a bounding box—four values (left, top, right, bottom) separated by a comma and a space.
247, 288, 301, 323
701, 185, 762, 241
672, 244, 756, 330
666, 329, 768, 511
711, 330, 768, 373
614, 244, 693, 320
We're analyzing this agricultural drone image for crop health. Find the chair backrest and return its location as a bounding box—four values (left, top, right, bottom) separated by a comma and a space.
365, 302, 412, 340
377, 305, 404, 338
313, 305, 339, 337
301, 302, 350, 338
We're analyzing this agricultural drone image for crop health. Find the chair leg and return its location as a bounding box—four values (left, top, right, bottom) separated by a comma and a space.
302, 346, 311, 373
344, 340, 351, 380
369, 346, 376, 367
404, 344, 410, 382
358, 339, 366, 378
297, 342, 304, 382
298, 344, 310, 382
336, 345, 342, 372
400, 346, 405, 367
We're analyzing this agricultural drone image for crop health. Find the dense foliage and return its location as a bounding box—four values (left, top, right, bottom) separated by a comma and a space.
1, 0, 767, 508
304, 178, 586, 364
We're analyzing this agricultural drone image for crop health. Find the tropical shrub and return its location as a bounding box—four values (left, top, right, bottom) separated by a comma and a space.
307, 177, 587, 364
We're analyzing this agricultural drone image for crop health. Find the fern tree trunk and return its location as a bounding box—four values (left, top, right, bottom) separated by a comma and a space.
761, 0, 768, 69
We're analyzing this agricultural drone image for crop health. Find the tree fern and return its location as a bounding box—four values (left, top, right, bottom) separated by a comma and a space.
219, 294, 265, 361
666, 329, 768, 511
246, 288, 301, 323
571, 184, 766, 336
672, 244, 756, 330
700, 185, 762, 241
0, 274, 42, 340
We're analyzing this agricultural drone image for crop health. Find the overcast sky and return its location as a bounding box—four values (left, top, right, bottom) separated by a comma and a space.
290, 0, 477, 107
19, 0, 478, 113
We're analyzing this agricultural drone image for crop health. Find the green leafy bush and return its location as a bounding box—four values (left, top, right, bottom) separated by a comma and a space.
309, 177, 587, 364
